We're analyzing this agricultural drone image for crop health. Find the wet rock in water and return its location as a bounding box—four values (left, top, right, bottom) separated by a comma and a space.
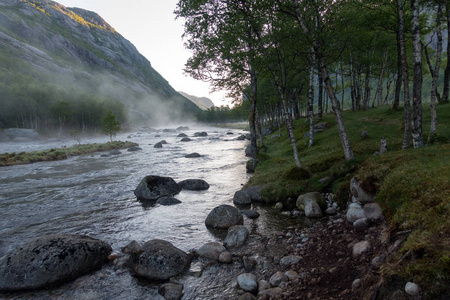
0, 234, 111, 291
109, 149, 122, 155
240, 210, 260, 219
233, 186, 263, 205
158, 282, 184, 300
193, 132, 208, 137
237, 273, 258, 293
224, 225, 249, 248
156, 196, 182, 205
269, 271, 288, 287
196, 242, 226, 260
122, 240, 141, 254
236, 135, 246, 141
205, 205, 244, 229
352, 241, 371, 257
154, 142, 163, 148
127, 146, 142, 152
185, 152, 201, 158
129, 239, 191, 280
363, 203, 383, 221
100, 154, 110, 157
178, 179, 210, 191
177, 133, 188, 138
181, 137, 192, 142
177, 126, 190, 131
218, 251, 232, 263
405, 282, 420, 296
134, 176, 181, 201
347, 203, 366, 223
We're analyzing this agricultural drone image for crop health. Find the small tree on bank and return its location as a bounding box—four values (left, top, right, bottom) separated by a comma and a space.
102, 110, 121, 142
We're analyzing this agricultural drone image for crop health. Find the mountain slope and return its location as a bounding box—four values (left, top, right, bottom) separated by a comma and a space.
0, 0, 199, 130
178, 91, 215, 110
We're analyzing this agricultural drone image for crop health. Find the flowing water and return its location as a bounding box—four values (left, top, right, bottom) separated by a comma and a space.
0, 125, 297, 299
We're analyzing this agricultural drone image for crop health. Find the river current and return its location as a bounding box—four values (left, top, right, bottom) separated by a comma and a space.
0, 125, 297, 299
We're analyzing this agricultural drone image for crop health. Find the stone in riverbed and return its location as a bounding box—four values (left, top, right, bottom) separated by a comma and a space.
158, 283, 184, 300
364, 203, 383, 221
237, 273, 258, 293
134, 176, 181, 201
127, 146, 142, 152
0, 234, 111, 291
185, 152, 201, 158
178, 179, 210, 191
352, 241, 371, 257
196, 242, 226, 260
156, 196, 182, 205
224, 225, 249, 248
205, 205, 244, 229
269, 271, 288, 287
129, 239, 191, 280
233, 186, 263, 205
240, 210, 260, 219
346, 203, 366, 223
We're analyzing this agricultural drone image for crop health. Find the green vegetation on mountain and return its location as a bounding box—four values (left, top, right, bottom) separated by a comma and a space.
0, 0, 199, 133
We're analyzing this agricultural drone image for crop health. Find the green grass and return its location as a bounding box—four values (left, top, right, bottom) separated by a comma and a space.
248, 102, 450, 298
0, 141, 138, 166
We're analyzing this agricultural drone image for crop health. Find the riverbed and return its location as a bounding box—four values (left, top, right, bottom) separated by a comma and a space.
0, 125, 299, 299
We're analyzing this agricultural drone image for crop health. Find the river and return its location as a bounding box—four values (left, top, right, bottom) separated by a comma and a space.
0, 125, 297, 299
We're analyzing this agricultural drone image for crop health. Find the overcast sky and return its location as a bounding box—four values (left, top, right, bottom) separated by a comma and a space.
55, 0, 230, 107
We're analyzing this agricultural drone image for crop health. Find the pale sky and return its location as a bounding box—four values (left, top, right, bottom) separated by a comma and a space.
55, 0, 230, 107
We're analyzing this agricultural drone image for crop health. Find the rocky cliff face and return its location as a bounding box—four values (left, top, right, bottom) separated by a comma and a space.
0, 0, 198, 127
179, 92, 215, 110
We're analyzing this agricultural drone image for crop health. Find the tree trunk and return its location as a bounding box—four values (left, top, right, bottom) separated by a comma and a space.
248, 68, 259, 171
398, 0, 411, 149
410, 0, 424, 148
308, 50, 315, 148
363, 67, 372, 110
393, 29, 402, 110
442, 2, 450, 103
384, 74, 394, 104
318, 61, 323, 120
350, 53, 356, 111
375, 50, 388, 107
356, 66, 362, 110
340, 63, 345, 109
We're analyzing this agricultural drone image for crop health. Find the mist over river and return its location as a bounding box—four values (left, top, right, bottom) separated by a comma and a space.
0, 125, 296, 299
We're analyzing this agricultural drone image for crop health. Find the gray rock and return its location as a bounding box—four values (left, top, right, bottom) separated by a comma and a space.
109, 149, 122, 155
352, 278, 362, 291
233, 186, 264, 205
353, 218, 370, 232
314, 122, 329, 130
127, 146, 142, 152
178, 179, 210, 191
237, 273, 258, 292
185, 152, 201, 158
269, 271, 288, 287
181, 137, 192, 142
177, 133, 188, 137
156, 196, 182, 205
129, 239, 191, 280
319, 177, 330, 184
285, 270, 300, 280
196, 242, 226, 260
350, 177, 375, 203
177, 126, 190, 131
361, 131, 368, 139
352, 241, 371, 257
154, 142, 163, 148
240, 210, 260, 219
364, 203, 383, 221
0, 234, 111, 291
205, 205, 244, 229
346, 203, 366, 223
258, 287, 283, 298
274, 202, 283, 209
280, 255, 302, 267
236, 135, 246, 141
193, 132, 207, 137
405, 282, 420, 296
296, 192, 327, 213
305, 202, 323, 218
218, 251, 232, 263
325, 207, 337, 215
224, 225, 249, 248
122, 240, 141, 254
258, 280, 271, 291
238, 292, 257, 300
134, 176, 181, 201
158, 283, 184, 300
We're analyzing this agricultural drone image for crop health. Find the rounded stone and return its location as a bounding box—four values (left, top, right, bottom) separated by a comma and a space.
178, 179, 210, 191
205, 205, 244, 229
269, 271, 288, 287
405, 282, 420, 296
218, 251, 232, 263
196, 242, 226, 260
224, 225, 249, 248
134, 176, 181, 201
237, 273, 258, 292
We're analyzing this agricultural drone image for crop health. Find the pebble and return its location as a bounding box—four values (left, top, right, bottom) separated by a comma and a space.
237, 273, 258, 293
269, 271, 289, 287
219, 251, 232, 263
352, 278, 361, 291
405, 282, 420, 296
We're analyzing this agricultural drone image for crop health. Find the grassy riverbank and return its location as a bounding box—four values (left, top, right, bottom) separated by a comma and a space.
248, 103, 450, 298
0, 141, 138, 167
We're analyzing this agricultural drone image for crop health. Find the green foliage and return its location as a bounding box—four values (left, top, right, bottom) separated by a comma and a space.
101, 110, 121, 142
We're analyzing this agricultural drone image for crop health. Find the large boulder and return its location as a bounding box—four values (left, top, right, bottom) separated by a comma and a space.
224, 225, 249, 248
233, 186, 263, 205
346, 203, 366, 223
129, 239, 191, 280
296, 192, 327, 213
0, 235, 111, 291
304, 202, 323, 218
134, 176, 181, 201
178, 179, 210, 191
205, 205, 244, 229
195, 242, 226, 260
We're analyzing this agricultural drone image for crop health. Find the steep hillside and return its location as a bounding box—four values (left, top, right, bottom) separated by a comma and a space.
0, 0, 199, 131
179, 91, 215, 110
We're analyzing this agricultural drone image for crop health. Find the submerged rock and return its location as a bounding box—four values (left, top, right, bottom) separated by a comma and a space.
134, 176, 181, 201
178, 179, 210, 191
156, 196, 182, 205
240, 210, 260, 219
185, 152, 201, 158
129, 239, 191, 280
0, 234, 111, 291
127, 146, 142, 152
205, 205, 244, 229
